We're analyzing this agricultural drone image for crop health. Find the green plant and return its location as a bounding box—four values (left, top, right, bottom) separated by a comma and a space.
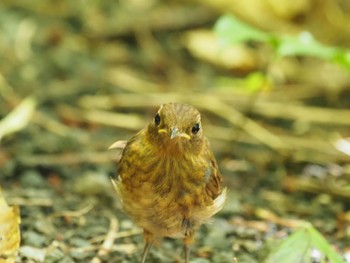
265, 223, 344, 263
214, 14, 350, 71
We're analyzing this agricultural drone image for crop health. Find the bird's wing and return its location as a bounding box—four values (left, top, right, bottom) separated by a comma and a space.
203, 139, 223, 200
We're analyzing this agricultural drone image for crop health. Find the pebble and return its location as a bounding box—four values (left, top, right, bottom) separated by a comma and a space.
20, 170, 45, 188
73, 171, 111, 195
22, 231, 46, 247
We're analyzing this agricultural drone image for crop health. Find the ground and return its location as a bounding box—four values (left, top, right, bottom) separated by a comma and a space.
1, 0, 350, 262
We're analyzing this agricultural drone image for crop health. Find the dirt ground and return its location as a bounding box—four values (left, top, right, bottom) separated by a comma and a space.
1, 1, 350, 262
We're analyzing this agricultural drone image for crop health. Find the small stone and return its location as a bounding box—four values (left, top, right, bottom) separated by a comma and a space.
34, 218, 56, 235
212, 251, 236, 263
22, 231, 46, 247
20, 246, 46, 262
219, 192, 242, 215
191, 258, 210, 263
20, 170, 45, 188
44, 248, 75, 263
69, 237, 90, 247
204, 219, 233, 250
73, 171, 111, 195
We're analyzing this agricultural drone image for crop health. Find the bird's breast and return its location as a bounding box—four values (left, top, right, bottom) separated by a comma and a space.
117, 141, 217, 238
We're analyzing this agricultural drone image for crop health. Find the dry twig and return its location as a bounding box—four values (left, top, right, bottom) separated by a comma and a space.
90, 215, 119, 263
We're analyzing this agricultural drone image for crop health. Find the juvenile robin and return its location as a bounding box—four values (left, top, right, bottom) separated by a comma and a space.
111, 102, 226, 263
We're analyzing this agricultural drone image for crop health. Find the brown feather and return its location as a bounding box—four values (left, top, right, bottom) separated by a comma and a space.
114, 102, 226, 247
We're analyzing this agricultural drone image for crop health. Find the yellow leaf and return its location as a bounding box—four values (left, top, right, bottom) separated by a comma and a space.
0, 187, 21, 263
0, 97, 36, 142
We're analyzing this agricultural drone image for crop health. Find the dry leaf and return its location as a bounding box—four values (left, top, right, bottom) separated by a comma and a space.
0, 97, 36, 142
184, 29, 259, 71
0, 187, 21, 263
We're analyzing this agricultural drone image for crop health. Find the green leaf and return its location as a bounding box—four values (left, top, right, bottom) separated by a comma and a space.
264, 224, 345, 263
333, 50, 350, 70
276, 32, 338, 59
245, 72, 268, 92
214, 14, 269, 47
264, 229, 311, 263
0, 97, 36, 141
309, 227, 344, 263
214, 14, 350, 71
215, 72, 268, 93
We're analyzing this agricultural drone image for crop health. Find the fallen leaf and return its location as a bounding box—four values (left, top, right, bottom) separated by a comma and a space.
0, 187, 21, 263
0, 97, 36, 142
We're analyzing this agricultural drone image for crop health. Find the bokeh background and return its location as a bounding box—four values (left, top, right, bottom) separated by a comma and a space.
1, 0, 350, 262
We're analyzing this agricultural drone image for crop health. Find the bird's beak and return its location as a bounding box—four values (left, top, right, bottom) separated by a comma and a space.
170, 127, 190, 140
158, 127, 190, 140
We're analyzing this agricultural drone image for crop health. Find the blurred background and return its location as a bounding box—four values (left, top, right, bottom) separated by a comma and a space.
1, 0, 350, 262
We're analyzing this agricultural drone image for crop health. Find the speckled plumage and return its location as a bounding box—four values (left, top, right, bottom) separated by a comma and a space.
112, 103, 226, 263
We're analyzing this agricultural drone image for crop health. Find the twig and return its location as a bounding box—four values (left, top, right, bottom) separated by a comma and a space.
79, 93, 350, 126
88, 228, 143, 244
249, 101, 350, 125
105, 67, 160, 93
207, 125, 347, 163
78, 94, 287, 151
89, 228, 143, 246
57, 104, 145, 130
76, 93, 350, 160
87, 5, 216, 38
50, 203, 94, 218
70, 243, 137, 254
255, 208, 305, 228
8, 197, 53, 207
33, 111, 71, 136
90, 215, 119, 263
189, 97, 289, 152
283, 176, 350, 200
85, 110, 145, 130
229, 217, 269, 232
18, 151, 117, 166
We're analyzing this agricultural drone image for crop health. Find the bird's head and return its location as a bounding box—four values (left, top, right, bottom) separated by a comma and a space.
147, 103, 204, 153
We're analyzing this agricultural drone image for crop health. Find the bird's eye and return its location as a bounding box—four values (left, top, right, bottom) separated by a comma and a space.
191, 123, 200, 134
155, 113, 161, 126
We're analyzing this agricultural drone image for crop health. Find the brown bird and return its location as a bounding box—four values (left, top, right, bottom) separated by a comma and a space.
111, 102, 226, 263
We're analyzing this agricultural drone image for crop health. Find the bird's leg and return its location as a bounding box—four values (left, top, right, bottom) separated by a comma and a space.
183, 233, 194, 263
140, 242, 152, 263
140, 230, 154, 263
184, 243, 190, 263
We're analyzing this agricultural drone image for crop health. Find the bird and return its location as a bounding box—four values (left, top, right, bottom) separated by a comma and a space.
111, 102, 226, 263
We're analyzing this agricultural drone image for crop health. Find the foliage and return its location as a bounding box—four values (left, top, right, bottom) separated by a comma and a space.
265, 223, 344, 263
214, 14, 346, 263
214, 14, 350, 71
